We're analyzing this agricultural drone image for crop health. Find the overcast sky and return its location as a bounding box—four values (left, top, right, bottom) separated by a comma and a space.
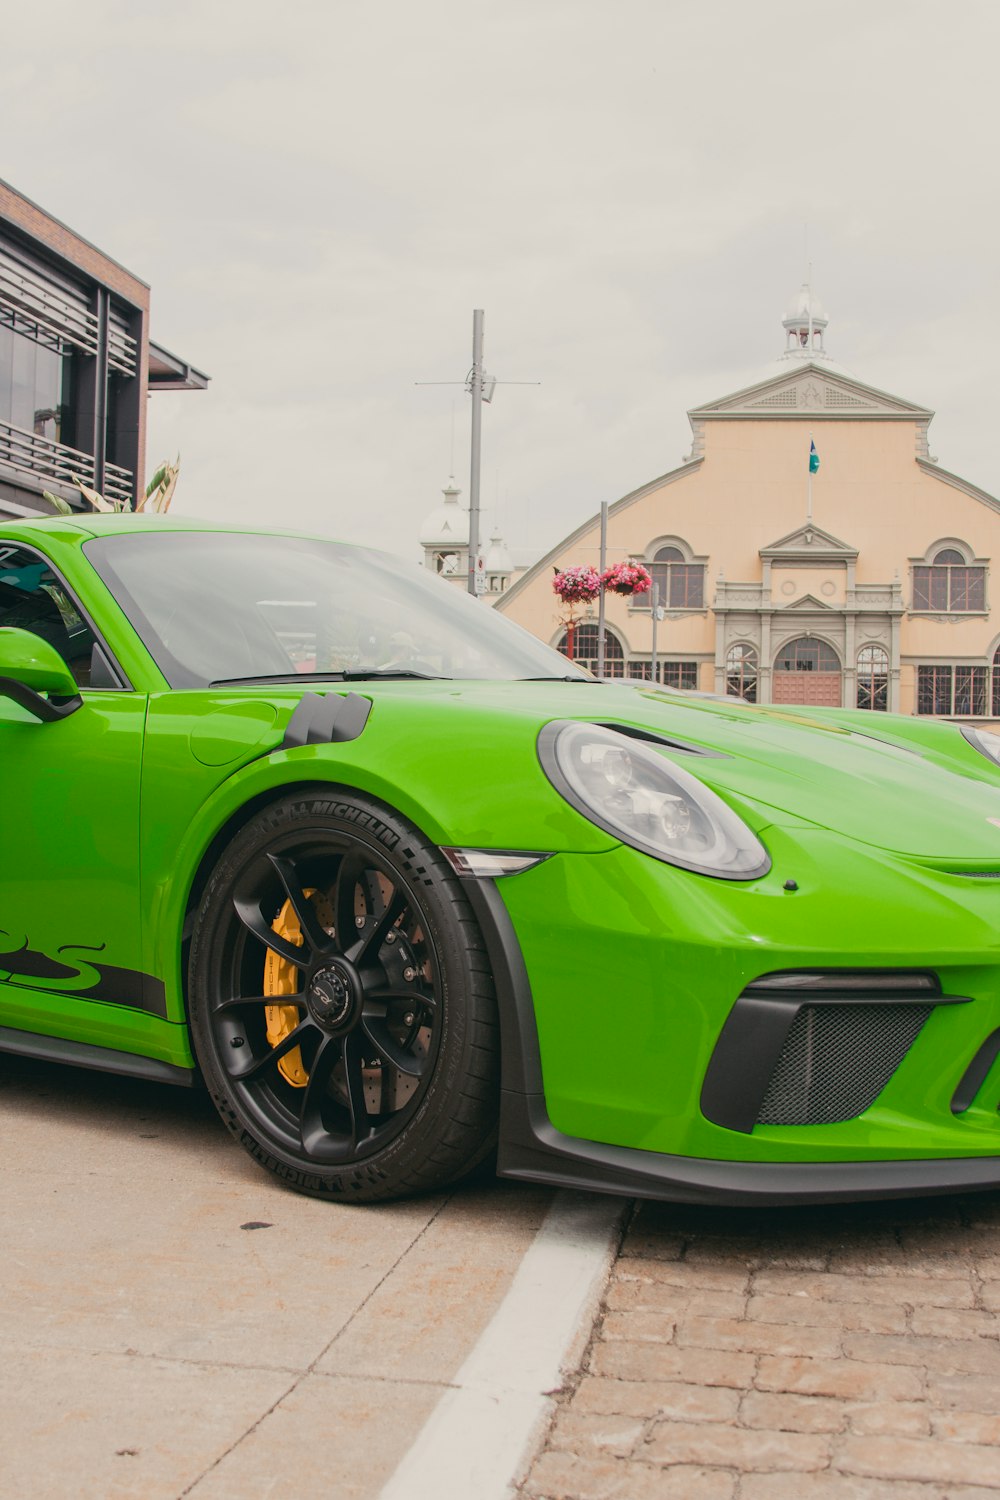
7, 0, 1000, 563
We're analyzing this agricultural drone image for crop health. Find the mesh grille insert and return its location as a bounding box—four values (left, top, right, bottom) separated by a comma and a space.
757, 1003, 933, 1126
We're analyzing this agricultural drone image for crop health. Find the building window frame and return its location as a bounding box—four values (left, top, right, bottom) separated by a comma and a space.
774, 636, 841, 673
916, 662, 991, 718
627, 659, 699, 690
857, 644, 889, 711
725, 642, 758, 702
556, 622, 625, 677
910, 540, 988, 615
632, 536, 708, 612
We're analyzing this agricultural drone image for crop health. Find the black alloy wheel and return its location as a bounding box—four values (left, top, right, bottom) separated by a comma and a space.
189, 793, 500, 1201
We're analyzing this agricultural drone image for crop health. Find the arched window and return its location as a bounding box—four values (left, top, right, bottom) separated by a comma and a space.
774, 637, 840, 672
726, 643, 758, 702
857, 645, 889, 711
913, 545, 985, 612
636, 544, 705, 610
557, 624, 625, 677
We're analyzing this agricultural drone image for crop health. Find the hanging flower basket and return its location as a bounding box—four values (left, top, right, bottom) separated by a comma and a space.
600, 561, 652, 596
552, 566, 601, 604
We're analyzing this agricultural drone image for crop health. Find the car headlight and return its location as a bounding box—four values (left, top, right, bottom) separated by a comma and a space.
538, 721, 770, 880
961, 726, 1000, 769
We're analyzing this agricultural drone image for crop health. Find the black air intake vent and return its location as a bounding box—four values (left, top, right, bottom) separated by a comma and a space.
756, 1002, 933, 1126
700, 970, 970, 1134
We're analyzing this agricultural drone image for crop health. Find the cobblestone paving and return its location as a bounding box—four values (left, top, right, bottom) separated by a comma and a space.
520, 1192, 1000, 1499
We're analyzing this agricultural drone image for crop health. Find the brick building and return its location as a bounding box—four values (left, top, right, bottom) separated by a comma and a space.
0, 179, 207, 519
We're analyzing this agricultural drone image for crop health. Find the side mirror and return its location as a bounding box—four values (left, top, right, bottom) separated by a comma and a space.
0, 627, 82, 721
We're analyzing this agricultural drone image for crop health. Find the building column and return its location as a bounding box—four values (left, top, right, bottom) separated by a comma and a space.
111, 305, 147, 507
759, 610, 773, 704
890, 610, 902, 713
843, 612, 857, 709
73, 286, 110, 493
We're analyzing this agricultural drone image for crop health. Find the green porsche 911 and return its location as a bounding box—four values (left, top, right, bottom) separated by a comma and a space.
4, 513, 1000, 1205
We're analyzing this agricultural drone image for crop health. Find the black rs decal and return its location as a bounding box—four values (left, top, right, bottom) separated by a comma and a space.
0, 937, 168, 1019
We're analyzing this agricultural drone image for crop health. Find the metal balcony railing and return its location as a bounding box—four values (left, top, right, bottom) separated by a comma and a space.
0, 249, 137, 376
0, 418, 134, 508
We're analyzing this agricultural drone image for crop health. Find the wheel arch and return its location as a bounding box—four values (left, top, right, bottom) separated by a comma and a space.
178, 779, 372, 1014
173, 778, 538, 1102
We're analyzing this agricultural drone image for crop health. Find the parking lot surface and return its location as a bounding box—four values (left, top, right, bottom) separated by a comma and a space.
0, 1053, 554, 1500
521, 1191, 1000, 1498
7, 1048, 1000, 1499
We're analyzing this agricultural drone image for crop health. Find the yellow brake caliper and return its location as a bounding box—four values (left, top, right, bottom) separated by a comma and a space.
263, 888, 334, 1089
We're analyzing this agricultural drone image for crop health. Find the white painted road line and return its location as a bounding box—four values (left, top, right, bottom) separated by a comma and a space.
378, 1189, 628, 1500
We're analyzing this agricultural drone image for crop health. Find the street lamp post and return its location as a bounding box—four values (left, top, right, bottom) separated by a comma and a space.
418, 311, 537, 599
596, 501, 608, 675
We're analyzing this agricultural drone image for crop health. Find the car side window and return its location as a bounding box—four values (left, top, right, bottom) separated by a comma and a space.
0, 543, 102, 688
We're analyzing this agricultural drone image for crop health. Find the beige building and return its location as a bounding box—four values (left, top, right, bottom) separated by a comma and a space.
496, 288, 1000, 722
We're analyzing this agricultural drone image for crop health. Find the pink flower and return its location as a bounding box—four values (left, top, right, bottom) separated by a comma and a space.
600, 562, 652, 596
552, 566, 602, 604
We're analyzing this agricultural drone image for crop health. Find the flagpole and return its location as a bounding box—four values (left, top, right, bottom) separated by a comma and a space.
807, 431, 813, 526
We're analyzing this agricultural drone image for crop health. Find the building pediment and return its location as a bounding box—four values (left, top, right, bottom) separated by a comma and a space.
760, 523, 858, 561
689, 365, 933, 421
782, 593, 833, 611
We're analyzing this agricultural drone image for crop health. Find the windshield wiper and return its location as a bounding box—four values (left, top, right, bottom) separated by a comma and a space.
209, 669, 450, 687
210, 672, 348, 687
516, 675, 599, 683
339, 668, 451, 681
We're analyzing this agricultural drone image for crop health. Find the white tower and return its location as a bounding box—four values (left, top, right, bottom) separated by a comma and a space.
418, 478, 469, 585
757, 281, 852, 380
780, 282, 830, 360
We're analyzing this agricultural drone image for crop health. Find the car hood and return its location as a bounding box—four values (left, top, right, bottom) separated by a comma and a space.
374, 678, 1000, 863
198, 677, 1000, 863
557, 682, 1000, 862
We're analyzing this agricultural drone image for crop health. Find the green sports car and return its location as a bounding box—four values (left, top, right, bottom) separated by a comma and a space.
5, 514, 1000, 1205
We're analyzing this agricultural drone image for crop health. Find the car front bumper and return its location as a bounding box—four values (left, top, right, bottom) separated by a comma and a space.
469, 823, 1000, 1200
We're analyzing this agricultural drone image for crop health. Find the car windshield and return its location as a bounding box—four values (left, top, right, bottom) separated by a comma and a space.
84, 530, 592, 689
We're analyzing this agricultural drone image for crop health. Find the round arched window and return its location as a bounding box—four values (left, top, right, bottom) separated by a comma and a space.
640, 545, 704, 610
857, 644, 889, 711
913, 547, 985, 611
726, 642, 758, 702
557, 624, 624, 677
774, 637, 840, 672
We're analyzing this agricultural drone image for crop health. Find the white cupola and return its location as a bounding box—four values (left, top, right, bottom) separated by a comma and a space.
419, 478, 469, 583
756, 281, 853, 380
781, 282, 829, 358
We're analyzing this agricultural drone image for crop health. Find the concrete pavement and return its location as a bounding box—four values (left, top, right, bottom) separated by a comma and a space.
0, 1051, 555, 1499
8, 1046, 1000, 1500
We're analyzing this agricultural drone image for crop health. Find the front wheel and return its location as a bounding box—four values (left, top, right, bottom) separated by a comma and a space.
189, 793, 500, 1201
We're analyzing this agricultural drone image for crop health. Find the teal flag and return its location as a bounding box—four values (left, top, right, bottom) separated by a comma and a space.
809, 439, 820, 474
